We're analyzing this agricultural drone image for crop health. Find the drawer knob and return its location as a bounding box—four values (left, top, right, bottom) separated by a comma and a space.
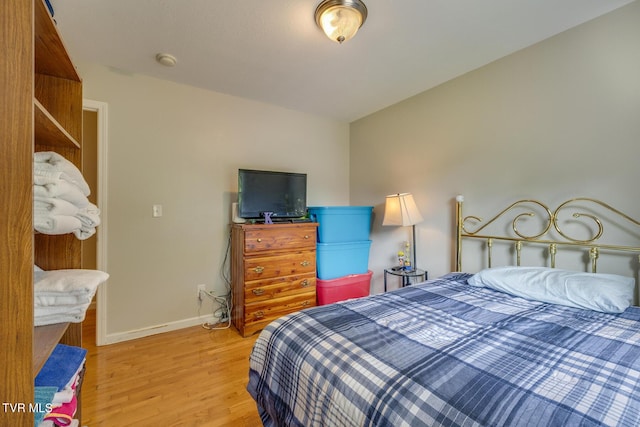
257, 238, 262, 242
300, 260, 310, 267
252, 288, 265, 296
300, 279, 309, 287
253, 266, 264, 273
301, 301, 310, 307
254, 310, 265, 320
304, 235, 310, 239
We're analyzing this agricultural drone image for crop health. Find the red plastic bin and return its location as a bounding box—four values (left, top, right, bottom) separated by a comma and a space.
317, 270, 372, 305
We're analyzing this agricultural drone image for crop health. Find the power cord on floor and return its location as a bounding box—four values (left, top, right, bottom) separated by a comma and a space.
200, 224, 234, 331
200, 290, 231, 330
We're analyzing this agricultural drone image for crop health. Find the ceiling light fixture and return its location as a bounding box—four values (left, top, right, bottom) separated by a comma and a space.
155, 53, 177, 67
315, 0, 367, 44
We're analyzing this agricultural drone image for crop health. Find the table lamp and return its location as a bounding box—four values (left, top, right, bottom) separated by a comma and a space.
382, 193, 423, 271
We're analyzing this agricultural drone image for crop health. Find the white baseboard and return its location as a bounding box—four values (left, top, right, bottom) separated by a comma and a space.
103, 314, 216, 345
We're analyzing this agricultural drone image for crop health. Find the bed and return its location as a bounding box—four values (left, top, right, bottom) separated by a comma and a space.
247, 196, 640, 426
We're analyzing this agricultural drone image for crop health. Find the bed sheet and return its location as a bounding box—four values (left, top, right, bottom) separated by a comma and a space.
248, 273, 640, 426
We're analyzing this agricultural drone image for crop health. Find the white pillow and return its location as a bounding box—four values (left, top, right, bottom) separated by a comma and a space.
468, 266, 635, 313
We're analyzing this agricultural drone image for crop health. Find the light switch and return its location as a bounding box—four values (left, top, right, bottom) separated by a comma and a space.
152, 204, 163, 217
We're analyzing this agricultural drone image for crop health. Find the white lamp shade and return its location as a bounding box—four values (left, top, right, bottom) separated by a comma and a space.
382, 193, 423, 226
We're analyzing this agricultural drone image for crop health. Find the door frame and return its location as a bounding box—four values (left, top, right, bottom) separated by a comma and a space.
83, 99, 108, 346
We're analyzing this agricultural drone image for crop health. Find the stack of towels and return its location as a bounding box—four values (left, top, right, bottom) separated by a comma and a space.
35, 344, 87, 427
34, 266, 109, 327
34, 151, 100, 240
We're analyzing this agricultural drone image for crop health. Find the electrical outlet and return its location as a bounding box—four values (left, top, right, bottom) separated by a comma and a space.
197, 284, 206, 301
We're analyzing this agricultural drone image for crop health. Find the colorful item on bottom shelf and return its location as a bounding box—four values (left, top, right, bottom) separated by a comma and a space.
35, 344, 85, 427
34, 386, 57, 425
43, 393, 77, 426
35, 344, 86, 390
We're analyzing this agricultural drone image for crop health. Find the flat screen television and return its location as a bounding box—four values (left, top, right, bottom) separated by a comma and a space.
237, 169, 307, 220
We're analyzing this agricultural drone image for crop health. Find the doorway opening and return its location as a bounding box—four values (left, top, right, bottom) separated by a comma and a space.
82, 100, 108, 345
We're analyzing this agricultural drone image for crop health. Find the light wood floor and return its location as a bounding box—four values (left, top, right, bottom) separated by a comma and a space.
81, 309, 262, 426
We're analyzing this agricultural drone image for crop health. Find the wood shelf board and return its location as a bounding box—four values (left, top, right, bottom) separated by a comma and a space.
33, 322, 70, 377
34, 0, 80, 81
34, 98, 81, 149
35, 73, 83, 144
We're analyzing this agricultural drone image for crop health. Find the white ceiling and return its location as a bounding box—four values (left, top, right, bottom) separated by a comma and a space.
50, 0, 635, 122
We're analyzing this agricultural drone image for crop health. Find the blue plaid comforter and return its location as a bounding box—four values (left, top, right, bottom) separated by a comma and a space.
248, 273, 640, 426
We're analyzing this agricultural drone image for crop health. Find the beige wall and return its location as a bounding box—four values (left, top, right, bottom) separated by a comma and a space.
350, 1, 640, 293
79, 62, 350, 339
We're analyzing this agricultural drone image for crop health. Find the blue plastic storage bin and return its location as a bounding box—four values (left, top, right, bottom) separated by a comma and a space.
308, 206, 373, 243
316, 240, 372, 280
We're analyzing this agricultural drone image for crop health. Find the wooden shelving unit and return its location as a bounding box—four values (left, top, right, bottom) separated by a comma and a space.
1, 0, 84, 425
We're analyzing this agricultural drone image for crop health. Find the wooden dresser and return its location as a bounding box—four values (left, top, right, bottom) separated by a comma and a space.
231, 223, 318, 337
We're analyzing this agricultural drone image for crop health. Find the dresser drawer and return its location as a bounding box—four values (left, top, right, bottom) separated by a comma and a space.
244, 251, 316, 281
244, 225, 316, 253
245, 274, 316, 303
244, 292, 316, 325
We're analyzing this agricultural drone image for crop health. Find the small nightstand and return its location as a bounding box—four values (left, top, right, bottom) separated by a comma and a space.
384, 267, 428, 291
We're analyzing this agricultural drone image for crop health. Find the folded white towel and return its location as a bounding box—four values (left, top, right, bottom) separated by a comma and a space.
34, 197, 79, 216
34, 269, 109, 294
35, 292, 93, 308
34, 151, 90, 196
33, 198, 101, 239
71, 203, 100, 240
34, 169, 87, 192
34, 180, 89, 209
73, 227, 96, 240
33, 269, 108, 325
35, 302, 92, 317
34, 306, 90, 326
34, 214, 83, 235
76, 203, 100, 228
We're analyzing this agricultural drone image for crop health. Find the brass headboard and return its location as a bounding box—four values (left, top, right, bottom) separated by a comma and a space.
455, 195, 640, 273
